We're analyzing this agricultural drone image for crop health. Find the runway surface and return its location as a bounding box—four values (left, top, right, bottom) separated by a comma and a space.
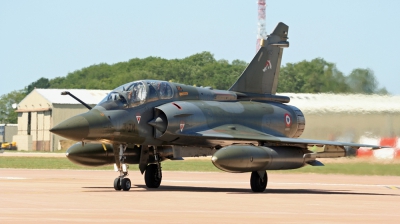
1, 169, 399, 223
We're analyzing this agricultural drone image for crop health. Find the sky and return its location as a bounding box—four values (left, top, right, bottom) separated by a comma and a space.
1, 0, 400, 96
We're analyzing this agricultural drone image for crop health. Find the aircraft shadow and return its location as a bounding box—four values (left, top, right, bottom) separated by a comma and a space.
81, 185, 399, 196
131, 184, 399, 196
82, 187, 114, 189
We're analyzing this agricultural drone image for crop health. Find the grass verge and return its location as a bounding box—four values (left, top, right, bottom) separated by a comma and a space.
0, 157, 399, 176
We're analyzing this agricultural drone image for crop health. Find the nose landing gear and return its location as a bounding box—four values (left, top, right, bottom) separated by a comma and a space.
113, 144, 131, 191
111, 144, 163, 191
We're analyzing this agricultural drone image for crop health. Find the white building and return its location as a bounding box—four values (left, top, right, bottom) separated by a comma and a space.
0, 124, 18, 143
285, 93, 400, 142
14, 89, 109, 151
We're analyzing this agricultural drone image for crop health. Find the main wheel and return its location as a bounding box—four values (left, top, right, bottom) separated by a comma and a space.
250, 171, 268, 193
113, 177, 121, 191
144, 164, 162, 188
121, 178, 131, 191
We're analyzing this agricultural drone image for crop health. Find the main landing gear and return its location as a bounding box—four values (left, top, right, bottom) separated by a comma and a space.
113, 144, 131, 191
144, 148, 162, 188
250, 171, 268, 193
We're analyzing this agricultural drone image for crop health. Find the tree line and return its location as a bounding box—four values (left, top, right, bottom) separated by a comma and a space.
0, 52, 387, 124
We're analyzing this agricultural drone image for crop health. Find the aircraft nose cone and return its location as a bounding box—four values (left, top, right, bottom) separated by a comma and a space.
50, 115, 89, 141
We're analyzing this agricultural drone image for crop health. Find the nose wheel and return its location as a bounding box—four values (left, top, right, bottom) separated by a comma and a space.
121, 178, 131, 191
114, 177, 131, 191
113, 144, 131, 191
113, 177, 121, 190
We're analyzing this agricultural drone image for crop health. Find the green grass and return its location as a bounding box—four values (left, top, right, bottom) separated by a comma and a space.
0, 157, 112, 170
0, 157, 399, 176
0, 157, 220, 171
2, 149, 67, 153
271, 162, 400, 176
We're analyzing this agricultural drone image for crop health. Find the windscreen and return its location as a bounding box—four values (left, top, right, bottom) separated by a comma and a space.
97, 81, 146, 110
96, 80, 173, 110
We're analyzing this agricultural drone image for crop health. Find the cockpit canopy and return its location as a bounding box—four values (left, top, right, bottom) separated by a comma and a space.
97, 80, 173, 110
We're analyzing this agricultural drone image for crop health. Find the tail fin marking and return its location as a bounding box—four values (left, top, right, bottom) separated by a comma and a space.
229, 22, 289, 95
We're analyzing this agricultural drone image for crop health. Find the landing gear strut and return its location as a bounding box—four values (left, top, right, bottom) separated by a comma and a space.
113, 144, 131, 191
144, 148, 162, 188
250, 171, 267, 192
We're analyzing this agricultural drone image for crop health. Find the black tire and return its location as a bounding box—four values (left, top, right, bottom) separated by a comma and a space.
250, 171, 267, 193
121, 178, 131, 191
113, 177, 121, 191
144, 164, 162, 188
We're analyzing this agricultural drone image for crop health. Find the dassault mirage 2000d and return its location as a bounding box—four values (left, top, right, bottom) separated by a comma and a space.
51, 22, 381, 192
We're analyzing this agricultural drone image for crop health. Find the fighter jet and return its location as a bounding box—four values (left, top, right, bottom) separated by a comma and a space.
51, 22, 381, 192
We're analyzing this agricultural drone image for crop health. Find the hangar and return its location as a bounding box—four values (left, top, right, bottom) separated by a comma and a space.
286, 93, 400, 143
13, 89, 109, 151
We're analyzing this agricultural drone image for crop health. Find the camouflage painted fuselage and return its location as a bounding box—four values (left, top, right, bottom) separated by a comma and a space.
55, 80, 305, 149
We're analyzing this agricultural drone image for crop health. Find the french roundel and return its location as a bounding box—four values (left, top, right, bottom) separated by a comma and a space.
284, 113, 291, 127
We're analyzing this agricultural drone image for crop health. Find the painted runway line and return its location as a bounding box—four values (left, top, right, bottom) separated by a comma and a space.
385, 186, 400, 190
0, 177, 28, 180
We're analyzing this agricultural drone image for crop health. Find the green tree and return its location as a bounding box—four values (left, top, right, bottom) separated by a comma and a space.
183, 52, 216, 67
231, 59, 248, 67
346, 68, 387, 94
48, 76, 66, 88
279, 58, 349, 93
43, 51, 246, 91
26, 77, 50, 94
0, 90, 26, 124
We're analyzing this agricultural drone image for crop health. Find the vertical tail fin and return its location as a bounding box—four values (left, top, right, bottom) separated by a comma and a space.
229, 22, 289, 95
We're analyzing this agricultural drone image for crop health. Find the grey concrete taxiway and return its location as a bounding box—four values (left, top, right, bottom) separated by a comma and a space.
1, 169, 399, 223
